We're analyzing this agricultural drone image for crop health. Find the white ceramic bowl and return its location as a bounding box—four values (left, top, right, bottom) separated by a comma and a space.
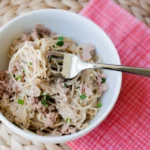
0, 9, 122, 143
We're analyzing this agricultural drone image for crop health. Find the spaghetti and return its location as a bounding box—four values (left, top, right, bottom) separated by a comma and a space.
0, 25, 107, 136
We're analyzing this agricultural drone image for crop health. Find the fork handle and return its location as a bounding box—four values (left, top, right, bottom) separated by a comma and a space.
91, 63, 150, 77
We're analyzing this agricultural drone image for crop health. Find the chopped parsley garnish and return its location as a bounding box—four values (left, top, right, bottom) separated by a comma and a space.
101, 78, 106, 83
23, 69, 25, 73
97, 102, 102, 108
49, 56, 52, 62
13, 74, 15, 78
56, 41, 64, 46
18, 99, 24, 105
16, 76, 21, 80
29, 62, 32, 65
41, 99, 49, 107
64, 83, 67, 88
58, 36, 64, 41
66, 118, 71, 123
80, 94, 86, 100
52, 45, 55, 48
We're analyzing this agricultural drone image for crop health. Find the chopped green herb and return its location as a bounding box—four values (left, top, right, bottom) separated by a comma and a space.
97, 102, 102, 108
16, 76, 21, 80
66, 118, 71, 123
64, 83, 67, 88
58, 36, 64, 41
56, 41, 64, 46
13, 74, 15, 78
80, 94, 86, 100
41, 100, 48, 107
23, 69, 25, 73
101, 78, 106, 83
18, 99, 24, 105
52, 45, 55, 48
29, 62, 32, 65
45, 94, 51, 101
49, 56, 52, 62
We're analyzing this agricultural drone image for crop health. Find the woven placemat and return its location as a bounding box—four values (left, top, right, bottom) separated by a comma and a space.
114, 0, 150, 27
0, 0, 150, 150
0, 123, 72, 150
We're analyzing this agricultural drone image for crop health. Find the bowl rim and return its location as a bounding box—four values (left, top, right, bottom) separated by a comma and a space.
0, 9, 122, 143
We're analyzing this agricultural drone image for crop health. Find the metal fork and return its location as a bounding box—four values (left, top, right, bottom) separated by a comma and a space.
49, 51, 150, 78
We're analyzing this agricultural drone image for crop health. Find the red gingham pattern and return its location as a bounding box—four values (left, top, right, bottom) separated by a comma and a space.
67, 0, 150, 149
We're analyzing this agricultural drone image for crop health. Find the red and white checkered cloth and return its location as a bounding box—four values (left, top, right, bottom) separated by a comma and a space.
67, 0, 150, 149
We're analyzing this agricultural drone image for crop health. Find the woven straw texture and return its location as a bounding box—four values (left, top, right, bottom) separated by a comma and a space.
0, 0, 89, 27
114, 0, 150, 27
0, 0, 149, 27
0, 0, 150, 150
0, 123, 72, 150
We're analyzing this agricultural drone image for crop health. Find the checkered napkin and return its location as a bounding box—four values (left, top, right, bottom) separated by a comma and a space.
67, 0, 150, 149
